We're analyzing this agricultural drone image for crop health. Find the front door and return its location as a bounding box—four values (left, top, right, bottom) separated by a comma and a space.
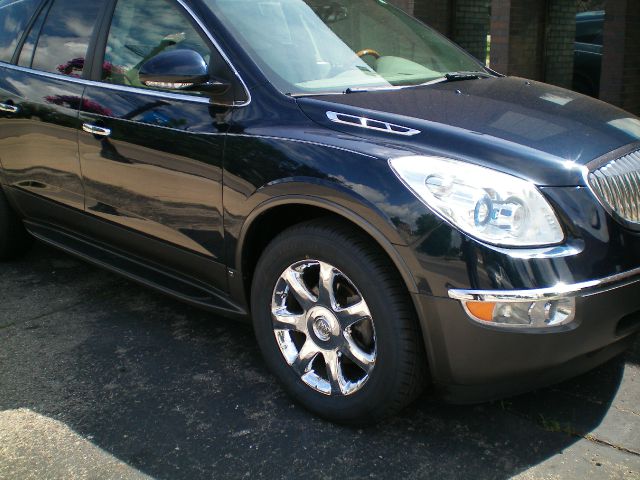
0, 0, 104, 215
78, 0, 239, 288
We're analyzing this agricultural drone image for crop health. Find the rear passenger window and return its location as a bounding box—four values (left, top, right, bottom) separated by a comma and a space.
0, 0, 42, 63
17, 0, 49, 67
31, 0, 102, 77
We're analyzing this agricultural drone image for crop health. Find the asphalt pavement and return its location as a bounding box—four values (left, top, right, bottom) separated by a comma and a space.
1, 243, 639, 480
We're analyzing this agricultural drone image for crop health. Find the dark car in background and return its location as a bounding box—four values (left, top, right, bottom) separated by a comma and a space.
573, 10, 604, 98
1, 0, 640, 424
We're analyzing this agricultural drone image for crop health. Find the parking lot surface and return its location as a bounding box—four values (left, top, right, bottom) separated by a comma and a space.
1, 243, 639, 480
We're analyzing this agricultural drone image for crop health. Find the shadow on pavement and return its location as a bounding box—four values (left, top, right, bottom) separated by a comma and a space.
0, 244, 636, 479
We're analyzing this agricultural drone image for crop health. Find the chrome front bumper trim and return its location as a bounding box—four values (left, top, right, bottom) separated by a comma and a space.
448, 266, 640, 302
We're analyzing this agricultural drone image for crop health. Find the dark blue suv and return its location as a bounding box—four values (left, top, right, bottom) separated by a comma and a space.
1, 0, 639, 424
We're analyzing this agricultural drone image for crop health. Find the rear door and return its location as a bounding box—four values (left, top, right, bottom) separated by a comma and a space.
0, 0, 105, 216
78, 0, 243, 289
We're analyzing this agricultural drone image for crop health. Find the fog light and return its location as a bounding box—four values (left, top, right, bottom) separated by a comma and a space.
463, 297, 576, 327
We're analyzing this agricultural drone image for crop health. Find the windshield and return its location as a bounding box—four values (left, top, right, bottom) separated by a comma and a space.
203, 0, 486, 95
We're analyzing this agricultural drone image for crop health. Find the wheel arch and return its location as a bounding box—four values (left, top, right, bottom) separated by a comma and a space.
235, 196, 420, 310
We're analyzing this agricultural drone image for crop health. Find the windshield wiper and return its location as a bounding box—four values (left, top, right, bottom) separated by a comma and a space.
344, 85, 402, 94
435, 71, 494, 84
288, 91, 346, 98
287, 86, 398, 97
345, 71, 495, 93
446, 72, 488, 81
288, 71, 494, 97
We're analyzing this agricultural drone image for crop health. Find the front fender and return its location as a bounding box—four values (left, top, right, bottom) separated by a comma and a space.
221, 127, 444, 305
237, 181, 421, 282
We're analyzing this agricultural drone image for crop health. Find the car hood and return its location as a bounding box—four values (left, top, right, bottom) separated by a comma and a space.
296, 76, 640, 186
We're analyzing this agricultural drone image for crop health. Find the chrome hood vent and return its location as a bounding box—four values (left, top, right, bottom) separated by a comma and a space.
326, 111, 420, 136
589, 149, 640, 226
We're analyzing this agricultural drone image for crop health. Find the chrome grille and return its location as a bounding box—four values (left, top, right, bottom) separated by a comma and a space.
589, 150, 640, 224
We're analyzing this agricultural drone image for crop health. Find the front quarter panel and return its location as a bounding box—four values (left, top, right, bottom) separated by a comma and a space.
222, 128, 441, 269
222, 87, 451, 296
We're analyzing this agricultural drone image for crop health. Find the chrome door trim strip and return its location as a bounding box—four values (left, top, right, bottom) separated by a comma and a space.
0, 62, 215, 104
0, 0, 251, 107
448, 265, 640, 302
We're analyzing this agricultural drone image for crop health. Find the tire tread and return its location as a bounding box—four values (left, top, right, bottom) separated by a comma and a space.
0, 188, 31, 260
253, 217, 427, 423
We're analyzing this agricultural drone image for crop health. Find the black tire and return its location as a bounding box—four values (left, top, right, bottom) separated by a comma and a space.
251, 218, 426, 424
0, 187, 31, 260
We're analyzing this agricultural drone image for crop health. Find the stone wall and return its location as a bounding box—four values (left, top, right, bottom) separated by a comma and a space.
413, 0, 491, 63
489, 0, 511, 73
545, 0, 578, 89
413, 0, 452, 34
453, 0, 491, 62
488, 0, 577, 87
490, 0, 547, 79
577, 0, 605, 12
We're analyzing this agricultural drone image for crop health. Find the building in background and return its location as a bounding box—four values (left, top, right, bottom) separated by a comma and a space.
390, 0, 639, 115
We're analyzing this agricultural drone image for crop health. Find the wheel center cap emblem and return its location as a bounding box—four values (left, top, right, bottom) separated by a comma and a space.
313, 316, 333, 341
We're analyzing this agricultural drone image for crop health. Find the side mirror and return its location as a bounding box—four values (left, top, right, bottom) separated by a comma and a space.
139, 49, 230, 95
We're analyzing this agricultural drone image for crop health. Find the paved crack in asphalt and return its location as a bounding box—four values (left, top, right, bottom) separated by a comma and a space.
497, 394, 640, 458
582, 434, 640, 457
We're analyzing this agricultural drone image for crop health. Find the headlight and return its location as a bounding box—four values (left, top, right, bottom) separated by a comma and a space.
464, 297, 576, 327
389, 156, 564, 247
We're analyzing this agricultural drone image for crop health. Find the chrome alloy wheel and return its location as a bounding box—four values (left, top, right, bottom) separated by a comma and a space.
271, 260, 377, 396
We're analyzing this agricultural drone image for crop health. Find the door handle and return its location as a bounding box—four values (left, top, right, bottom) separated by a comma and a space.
82, 123, 111, 137
0, 102, 18, 113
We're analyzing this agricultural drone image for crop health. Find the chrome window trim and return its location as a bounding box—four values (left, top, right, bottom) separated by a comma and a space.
448, 265, 640, 302
0, 0, 251, 107
0, 62, 218, 104
326, 111, 421, 136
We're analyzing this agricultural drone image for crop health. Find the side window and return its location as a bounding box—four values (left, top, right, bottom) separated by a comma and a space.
102, 0, 211, 91
31, 0, 102, 77
0, 0, 42, 63
17, 0, 49, 67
